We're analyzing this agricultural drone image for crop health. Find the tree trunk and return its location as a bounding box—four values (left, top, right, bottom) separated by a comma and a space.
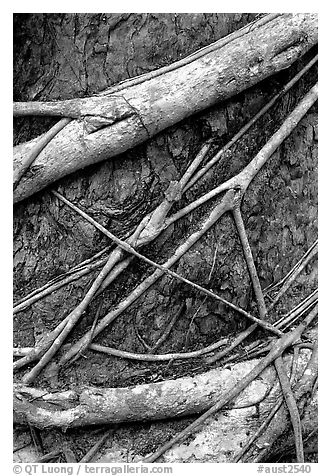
13, 13, 318, 463
13, 13, 317, 203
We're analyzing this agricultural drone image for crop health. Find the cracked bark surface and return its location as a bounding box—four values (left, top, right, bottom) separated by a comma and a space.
13, 14, 317, 202
13, 14, 317, 463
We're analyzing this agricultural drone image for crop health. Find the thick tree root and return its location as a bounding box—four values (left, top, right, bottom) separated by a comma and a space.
14, 349, 313, 431
13, 14, 317, 203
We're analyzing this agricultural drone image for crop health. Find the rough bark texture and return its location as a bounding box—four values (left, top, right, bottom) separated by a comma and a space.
13, 13, 317, 203
14, 357, 275, 429
13, 350, 317, 462
13, 13, 318, 462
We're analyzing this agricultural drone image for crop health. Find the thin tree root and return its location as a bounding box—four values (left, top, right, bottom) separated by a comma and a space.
233, 201, 306, 462
52, 190, 275, 333
88, 336, 229, 362
233, 345, 301, 462
274, 356, 304, 462
150, 302, 186, 352
263, 240, 317, 296
275, 289, 317, 327
15, 84, 318, 385
166, 84, 317, 226
13, 334, 229, 362
142, 306, 317, 462
57, 190, 237, 368
79, 428, 116, 463
234, 397, 284, 462
14, 244, 111, 307
97, 14, 280, 97
14, 118, 72, 189
13, 256, 107, 315
183, 55, 317, 192
268, 243, 318, 311
250, 344, 317, 463
14, 56, 316, 316
206, 277, 317, 365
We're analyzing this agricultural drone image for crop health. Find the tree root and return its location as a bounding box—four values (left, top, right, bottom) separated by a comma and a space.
142, 306, 316, 462
13, 14, 317, 203
14, 346, 313, 431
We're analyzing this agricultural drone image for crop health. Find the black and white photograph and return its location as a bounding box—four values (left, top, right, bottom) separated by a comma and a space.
12, 10, 319, 470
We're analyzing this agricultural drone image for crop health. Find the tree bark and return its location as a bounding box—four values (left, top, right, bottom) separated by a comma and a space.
13, 13, 317, 203
13, 13, 318, 463
13, 350, 311, 430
